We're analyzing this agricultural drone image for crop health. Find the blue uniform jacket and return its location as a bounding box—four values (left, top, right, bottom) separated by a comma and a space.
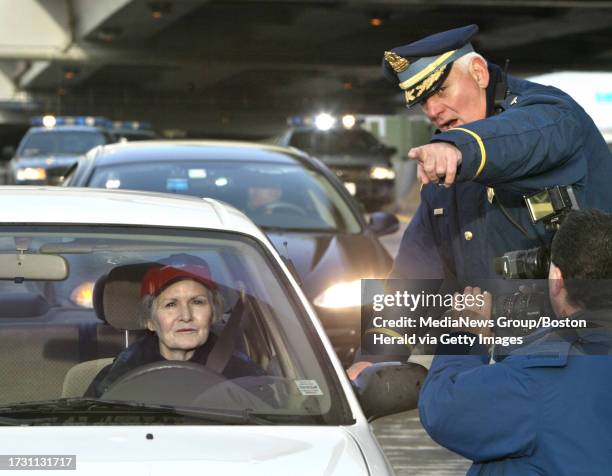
391, 68, 612, 283
419, 311, 612, 475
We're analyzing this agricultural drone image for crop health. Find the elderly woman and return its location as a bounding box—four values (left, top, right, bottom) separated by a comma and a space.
86, 254, 263, 397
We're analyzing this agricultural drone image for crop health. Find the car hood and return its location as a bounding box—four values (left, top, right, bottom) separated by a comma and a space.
12, 155, 82, 167
315, 153, 390, 168
266, 231, 391, 298
0, 426, 369, 475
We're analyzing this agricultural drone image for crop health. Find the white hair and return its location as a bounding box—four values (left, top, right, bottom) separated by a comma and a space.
454, 52, 487, 73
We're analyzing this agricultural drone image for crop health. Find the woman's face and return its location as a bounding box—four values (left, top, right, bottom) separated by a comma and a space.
147, 279, 213, 361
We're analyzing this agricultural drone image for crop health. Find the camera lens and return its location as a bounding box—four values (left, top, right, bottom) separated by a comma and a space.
495, 246, 550, 279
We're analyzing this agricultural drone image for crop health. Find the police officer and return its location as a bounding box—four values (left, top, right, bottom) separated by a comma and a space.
383, 24, 612, 284
419, 209, 612, 475
347, 24, 612, 379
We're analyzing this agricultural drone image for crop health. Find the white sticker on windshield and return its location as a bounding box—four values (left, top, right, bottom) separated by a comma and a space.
295, 380, 323, 396
188, 169, 207, 179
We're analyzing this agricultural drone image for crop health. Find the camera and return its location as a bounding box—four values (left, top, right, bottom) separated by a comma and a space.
492, 288, 553, 337
495, 185, 578, 280
491, 186, 578, 334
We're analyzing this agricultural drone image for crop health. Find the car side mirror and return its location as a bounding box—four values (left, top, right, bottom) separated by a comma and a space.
368, 211, 399, 236
352, 362, 427, 421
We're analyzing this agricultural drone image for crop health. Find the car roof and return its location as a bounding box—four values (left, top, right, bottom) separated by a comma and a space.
0, 186, 267, 240
90, 140, 314, 166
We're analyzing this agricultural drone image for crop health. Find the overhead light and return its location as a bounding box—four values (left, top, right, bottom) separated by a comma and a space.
63, 68, 79, 80
148, 1, 172, 19
314, 113, 336, 131
370, 17, 383, 27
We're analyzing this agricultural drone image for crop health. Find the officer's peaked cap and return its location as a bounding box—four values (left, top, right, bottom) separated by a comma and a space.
382, 24, 479, 107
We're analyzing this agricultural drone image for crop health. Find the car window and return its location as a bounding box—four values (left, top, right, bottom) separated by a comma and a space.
87, 161, 362, 233
19, 131, 108, 157
289, 129, 381, 155
0, 225, 352, 425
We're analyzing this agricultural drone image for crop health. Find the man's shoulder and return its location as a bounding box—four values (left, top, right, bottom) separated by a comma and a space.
503, 324, 612, 368
504, 75, 578, 111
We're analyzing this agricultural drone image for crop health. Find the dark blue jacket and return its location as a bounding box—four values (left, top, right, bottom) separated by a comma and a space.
391, 67, 612, 283
419, 311, 612, 475
85, 332, 264, 397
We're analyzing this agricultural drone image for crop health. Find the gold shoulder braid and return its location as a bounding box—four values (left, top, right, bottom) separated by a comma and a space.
404, 64, 448, 103
384, 51, 410, 73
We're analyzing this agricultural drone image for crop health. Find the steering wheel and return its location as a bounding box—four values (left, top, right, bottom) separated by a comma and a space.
101, 361, 227, 407
101, 361, 277, 410
261, 201, 307, 217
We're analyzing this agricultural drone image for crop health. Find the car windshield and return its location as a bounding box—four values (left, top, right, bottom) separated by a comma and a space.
0, 225, 352, 426
19, 130, 107, 157
87, 161, 361, 233
289, 129, 382, 155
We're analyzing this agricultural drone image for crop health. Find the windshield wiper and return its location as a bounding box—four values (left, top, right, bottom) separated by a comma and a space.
0, 398, 271, 425
0, 415, 58, 426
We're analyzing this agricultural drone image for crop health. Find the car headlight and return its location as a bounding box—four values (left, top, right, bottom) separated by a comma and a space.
71, 281, 94, 308
369, 166, 395, 180
314, 279, 362, 309
16, 167, 47, 181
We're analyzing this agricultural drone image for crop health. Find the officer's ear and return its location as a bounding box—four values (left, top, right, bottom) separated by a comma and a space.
548, 262, 565, 298
469, 57, 489, 89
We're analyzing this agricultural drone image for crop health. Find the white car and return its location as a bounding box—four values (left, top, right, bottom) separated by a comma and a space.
0, 187, 425, 475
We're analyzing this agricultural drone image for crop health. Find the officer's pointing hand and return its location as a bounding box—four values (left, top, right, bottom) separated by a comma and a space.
408, 142, 462, 187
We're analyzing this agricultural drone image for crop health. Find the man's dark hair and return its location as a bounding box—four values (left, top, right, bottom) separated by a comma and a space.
551, 209, 612, 309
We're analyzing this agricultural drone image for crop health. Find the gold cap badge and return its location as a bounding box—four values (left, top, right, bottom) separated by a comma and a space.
384, 51, 410, 73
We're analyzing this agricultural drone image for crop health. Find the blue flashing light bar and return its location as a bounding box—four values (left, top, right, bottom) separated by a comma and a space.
111, 120, 153, 131
30, 115, 112, 128
287, 114, 364, 129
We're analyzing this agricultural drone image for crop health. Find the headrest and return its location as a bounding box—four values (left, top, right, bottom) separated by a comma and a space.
102, 262, 157, 331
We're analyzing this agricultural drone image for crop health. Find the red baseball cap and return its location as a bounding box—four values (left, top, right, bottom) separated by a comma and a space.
140, 254, 217, 297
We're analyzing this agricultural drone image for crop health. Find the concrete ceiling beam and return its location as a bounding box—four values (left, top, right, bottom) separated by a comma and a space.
478, 10, 612, 49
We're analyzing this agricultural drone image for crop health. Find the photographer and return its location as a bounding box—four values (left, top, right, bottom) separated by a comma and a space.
419, 209, 612, 475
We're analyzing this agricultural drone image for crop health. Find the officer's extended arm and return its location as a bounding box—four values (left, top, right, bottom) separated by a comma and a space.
434, 93, 584, 188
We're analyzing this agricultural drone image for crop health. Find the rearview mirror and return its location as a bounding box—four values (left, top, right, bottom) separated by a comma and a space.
352, 362, 427, 421
0, 253, 68, 281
